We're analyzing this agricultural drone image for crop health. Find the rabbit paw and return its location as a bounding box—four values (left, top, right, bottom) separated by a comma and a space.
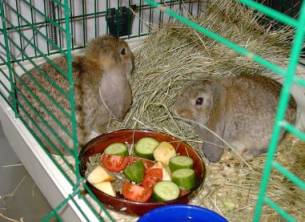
241, 148, 265, 160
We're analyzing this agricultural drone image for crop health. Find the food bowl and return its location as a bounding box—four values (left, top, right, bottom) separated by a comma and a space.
138, 204, 228, 222
79, 129, 206, 216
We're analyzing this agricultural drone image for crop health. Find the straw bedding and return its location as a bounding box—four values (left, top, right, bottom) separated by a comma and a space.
84, 0, 305, 221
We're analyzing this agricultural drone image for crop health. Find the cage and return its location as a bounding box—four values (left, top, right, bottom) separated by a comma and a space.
0, 0, 304, 222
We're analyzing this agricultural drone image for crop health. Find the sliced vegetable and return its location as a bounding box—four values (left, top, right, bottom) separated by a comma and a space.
123, 160, 145, 184
169, 156, 194, 172
104, 143, 128, 156
127, 156, 155, 170
135, 137, 159, 160
94, 181, 116, 197
142, 168, 163, 188
122, 181, 152, 202
153, 142, 177, 165
172, 168, 197, 190
101, 154, 129, 172
151, 162, 171, 181
153, 181, 180, 202
87, 165, 114, 184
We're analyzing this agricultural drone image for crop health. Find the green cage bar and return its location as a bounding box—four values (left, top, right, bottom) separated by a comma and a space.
1, 0, 304, 221
62, 0, 80, 185
0, 0, 18, 115
144, 0, 305, 222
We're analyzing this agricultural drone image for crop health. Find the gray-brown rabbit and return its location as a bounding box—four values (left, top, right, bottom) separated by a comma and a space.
16, 35, 134, 155
174, 74, 297, 162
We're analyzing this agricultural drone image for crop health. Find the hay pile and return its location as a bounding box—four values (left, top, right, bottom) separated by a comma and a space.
92, 0, 305, 221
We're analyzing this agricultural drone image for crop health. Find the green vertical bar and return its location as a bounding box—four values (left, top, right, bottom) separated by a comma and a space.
15, 0, 24, 60
63, 0, 80, 186
253, 1, 305, 221
43, 0, 50, 55
29, 0, 37, 57
0, 1, 18, 116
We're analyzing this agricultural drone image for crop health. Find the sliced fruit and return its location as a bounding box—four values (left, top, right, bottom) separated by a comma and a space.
94, 181, 116, 197
142, 168, 163, 188
87, 165, 114, 184
172, 168, 197, 190
151, 162, 171, 181
127, 156, 155, 170
104, 143, 128, 156
153, 142, 177, 165
169, 155, 194, 172
123, 160, 145, 184
101, 154, 129, 172
153, 181, 180, 202
135, 137, 159, 160
122, 181, 152, 202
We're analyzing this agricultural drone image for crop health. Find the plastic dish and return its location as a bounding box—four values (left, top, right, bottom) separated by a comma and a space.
138, 204, 228, 222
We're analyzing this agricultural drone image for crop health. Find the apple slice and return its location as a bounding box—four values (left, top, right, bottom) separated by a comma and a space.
94, 181, 116, 197
151, 162, 171, 181
87, 165, 114, 184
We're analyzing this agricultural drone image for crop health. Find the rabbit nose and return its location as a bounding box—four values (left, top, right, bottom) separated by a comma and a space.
176, 109, 193, 119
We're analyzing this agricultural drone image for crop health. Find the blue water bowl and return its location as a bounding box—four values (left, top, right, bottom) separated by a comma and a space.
138, 204, 228, 222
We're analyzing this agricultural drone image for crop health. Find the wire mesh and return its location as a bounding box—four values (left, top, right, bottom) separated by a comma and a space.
0, 0, 201, 221
142, 1, 305, 221
2, 0, 304, 221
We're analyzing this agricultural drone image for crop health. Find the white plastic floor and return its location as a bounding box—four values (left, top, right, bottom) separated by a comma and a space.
0, 123, 55, 222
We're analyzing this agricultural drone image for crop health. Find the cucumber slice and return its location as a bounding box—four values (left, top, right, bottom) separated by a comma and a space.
153, 181, 180, 202
135, 137, 159, 160
169, 156, 194, 172
123, 160, 145, 184
172, 168, 196, 190
104, 143, 128, 156
153, 142, 176, 165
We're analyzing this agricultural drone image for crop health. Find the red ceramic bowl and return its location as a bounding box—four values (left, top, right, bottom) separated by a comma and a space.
79, 129, 206, 216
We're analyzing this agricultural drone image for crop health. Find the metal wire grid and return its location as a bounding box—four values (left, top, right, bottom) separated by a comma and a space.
0, 1, 201, 221
142, 0, 305, 221
0, 0, 201, 66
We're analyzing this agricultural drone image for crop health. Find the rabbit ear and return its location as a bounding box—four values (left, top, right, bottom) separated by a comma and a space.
99, 68, 132, 120
200, 82, 226, 162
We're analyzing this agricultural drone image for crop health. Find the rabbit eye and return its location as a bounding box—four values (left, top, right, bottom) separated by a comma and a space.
195, 97, 204, 105
120, 48, 126, 55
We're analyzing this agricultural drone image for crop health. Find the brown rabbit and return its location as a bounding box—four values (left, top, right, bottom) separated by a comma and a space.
174, 74, 297, 162
16, 35, 134, 155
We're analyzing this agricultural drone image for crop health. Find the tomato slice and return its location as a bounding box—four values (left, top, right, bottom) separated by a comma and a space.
100, 154, 129, 172
122, 181, 152, 202
180, 189, 190, 197
142, 167, 163, 188
127, 156, 155, 169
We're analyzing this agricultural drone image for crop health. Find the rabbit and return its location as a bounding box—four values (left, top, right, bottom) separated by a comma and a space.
15, 35, 134, 155
174, 74, 297, 162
